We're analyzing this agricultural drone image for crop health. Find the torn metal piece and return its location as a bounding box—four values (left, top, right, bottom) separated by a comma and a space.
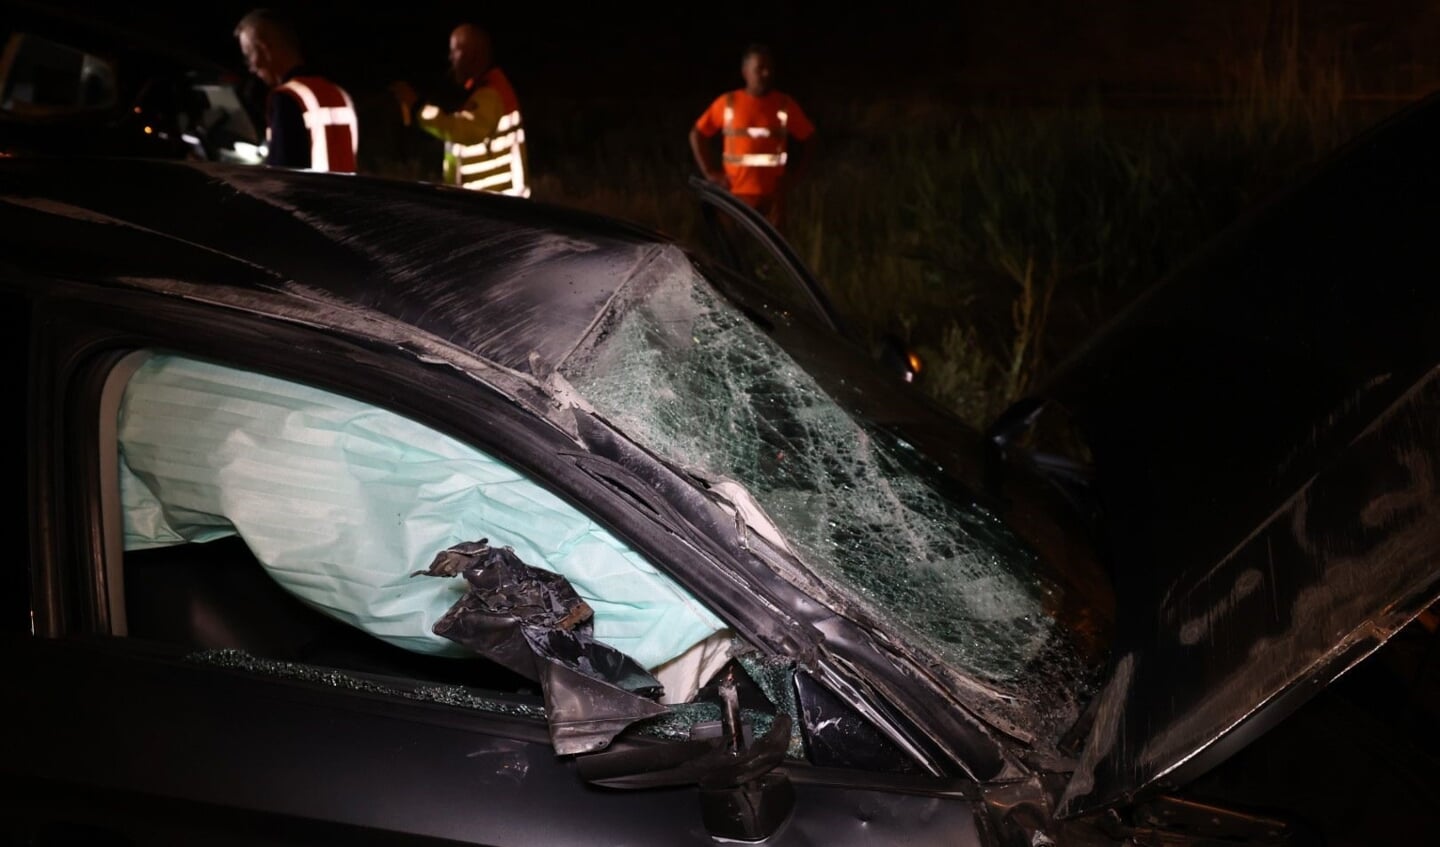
419, 540, 667, 755
980, 776, 1062, 847
578, 712, 792, 791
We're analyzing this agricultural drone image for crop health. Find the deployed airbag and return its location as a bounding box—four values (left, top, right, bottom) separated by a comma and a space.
116, 354, 724, 670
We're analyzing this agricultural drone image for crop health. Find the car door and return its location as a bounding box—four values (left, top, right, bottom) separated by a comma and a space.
4, 290, 670, 845
1, 280, 989, 846
1034, 90, 1440, 820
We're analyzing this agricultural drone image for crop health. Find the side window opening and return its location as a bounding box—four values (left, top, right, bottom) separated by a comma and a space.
101, 352, 734, 709
88, 349, 915, 771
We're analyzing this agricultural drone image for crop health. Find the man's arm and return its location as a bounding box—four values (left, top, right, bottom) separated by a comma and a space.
266, 93, 311, 169
415, 88, 504, 146
689, 125, 727, 188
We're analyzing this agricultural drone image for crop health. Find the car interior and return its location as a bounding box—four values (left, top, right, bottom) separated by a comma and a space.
96, 350, 739, 707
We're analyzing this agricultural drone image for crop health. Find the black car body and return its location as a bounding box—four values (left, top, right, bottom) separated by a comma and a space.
1, 91, 1437, 845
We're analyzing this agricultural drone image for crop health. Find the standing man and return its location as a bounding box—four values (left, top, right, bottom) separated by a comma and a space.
390, 24, 530, 197
234, 9, 358, 173
690, 43, 815, 228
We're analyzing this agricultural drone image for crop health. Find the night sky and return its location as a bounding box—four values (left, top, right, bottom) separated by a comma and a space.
16, 0, 1440, 104
11, 0, 975, 97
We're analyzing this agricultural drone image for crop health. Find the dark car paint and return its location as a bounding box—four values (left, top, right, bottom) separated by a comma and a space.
2, 154, 1104, 776
4, 636, 984, 846
2, 76, 1437, 840
1024, 93, 1440, 814
1, 156, 1061, 843
3, 269, 996, 845
0, 159, 663, 373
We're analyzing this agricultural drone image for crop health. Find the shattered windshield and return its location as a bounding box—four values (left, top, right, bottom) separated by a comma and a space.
560, 248, 1063, 684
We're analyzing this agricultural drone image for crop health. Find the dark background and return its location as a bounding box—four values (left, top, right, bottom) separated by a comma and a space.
5, 6, 1440, 843
15, 0, 1440, 186
18, 0, 1440, 103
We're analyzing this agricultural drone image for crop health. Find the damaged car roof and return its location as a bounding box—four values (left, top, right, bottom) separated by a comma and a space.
0, 158, 662, 373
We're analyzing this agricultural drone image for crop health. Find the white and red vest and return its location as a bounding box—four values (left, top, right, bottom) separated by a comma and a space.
271, 76, 359, 173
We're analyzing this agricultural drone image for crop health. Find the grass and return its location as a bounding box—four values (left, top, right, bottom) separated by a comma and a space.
367, 22, 1394, 432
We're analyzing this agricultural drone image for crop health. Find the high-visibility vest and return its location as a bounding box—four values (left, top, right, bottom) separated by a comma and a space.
271, 76, 359, 173
721, 91, 789, 169
431, 68, 529, 197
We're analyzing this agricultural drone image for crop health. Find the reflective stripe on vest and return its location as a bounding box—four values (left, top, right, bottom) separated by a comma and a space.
721, 92, 788, 167
446, 107, 529, 196
723, 152, 788, 166
275, 78, 358, 173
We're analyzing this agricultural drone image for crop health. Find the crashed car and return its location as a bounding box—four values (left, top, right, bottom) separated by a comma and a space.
1, 1, 264, 163
1, 89, 1437, 845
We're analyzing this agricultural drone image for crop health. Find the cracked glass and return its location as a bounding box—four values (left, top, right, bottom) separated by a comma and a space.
560, 249, 1070, 685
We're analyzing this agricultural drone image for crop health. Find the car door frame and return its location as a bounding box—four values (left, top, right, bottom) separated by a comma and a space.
7, 272, 1002, 844
689, 175, 849, 337
10, 280, 663, 845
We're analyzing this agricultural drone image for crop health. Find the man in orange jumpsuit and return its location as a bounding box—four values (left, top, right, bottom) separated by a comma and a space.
689, 43, 815, 228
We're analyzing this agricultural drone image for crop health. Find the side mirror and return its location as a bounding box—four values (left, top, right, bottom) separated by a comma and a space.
578, 669, 797, 842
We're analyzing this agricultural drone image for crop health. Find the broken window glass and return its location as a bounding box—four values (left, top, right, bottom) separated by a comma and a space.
561, 250, 1061, 684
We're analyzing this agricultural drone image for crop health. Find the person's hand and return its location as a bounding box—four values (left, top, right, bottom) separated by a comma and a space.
704, 168, 730, 190
388, 81, 419, 109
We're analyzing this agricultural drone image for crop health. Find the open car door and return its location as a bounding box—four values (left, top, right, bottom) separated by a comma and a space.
1035, 91, 1440, 818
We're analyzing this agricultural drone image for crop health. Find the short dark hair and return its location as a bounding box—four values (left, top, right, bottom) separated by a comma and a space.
742, 42, 773, 63
235, 8, 300, 52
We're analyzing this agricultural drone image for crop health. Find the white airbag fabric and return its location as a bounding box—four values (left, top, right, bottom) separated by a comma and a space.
117, 354, 724, 671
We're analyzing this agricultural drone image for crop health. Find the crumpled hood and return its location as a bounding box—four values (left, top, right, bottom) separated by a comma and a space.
1035, 92, 1440, 816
